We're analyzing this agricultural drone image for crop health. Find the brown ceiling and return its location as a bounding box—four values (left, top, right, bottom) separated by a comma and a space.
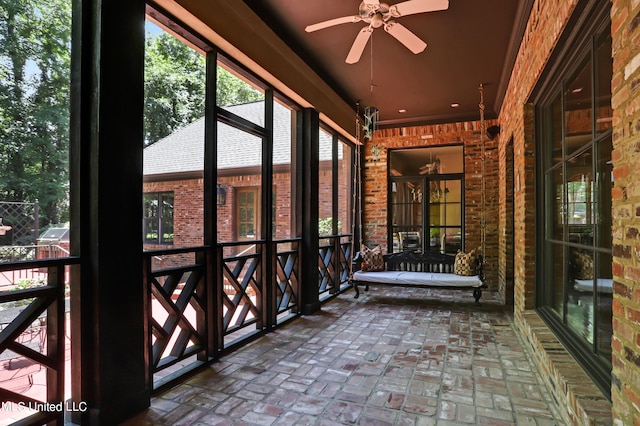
243, 0, 533, 128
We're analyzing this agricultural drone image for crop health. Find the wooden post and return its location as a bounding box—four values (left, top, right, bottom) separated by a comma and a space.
69, 0, 149, 423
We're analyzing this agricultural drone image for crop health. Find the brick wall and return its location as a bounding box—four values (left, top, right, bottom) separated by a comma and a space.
499, 0, 579, 317
365, 120, 500, 289
144, 178, 204, 250
495, 0, 638, 423
144, 160, 350, 252
610, 0, 640, 423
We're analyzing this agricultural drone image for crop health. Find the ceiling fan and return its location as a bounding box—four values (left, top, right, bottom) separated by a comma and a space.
305, 0, 449, 64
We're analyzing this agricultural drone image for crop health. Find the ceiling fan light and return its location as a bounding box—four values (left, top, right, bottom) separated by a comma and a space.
371, 14, 384, 28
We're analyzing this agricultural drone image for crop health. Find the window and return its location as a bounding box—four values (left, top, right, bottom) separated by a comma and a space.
318, 128, 334, 237
318, 127, 355, 239
236, 188, 258, 240
537, 23, 612, 395
389, 146, 464, 254
143, 192, 174, 244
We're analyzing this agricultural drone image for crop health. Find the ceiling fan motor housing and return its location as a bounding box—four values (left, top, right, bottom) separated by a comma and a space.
359, 2, 391, 27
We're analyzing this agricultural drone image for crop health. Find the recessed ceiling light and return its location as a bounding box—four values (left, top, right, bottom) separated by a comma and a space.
450, 103, 459, 108
398, 109, 406, 113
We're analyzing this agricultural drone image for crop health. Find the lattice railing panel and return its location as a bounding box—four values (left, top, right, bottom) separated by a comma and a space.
339, 239, 352, 285
318, 243, 335, 295
221, 253, 261, 336
275, 247, 299, 315
149, 266, 206, 371
0, 259, 71, 425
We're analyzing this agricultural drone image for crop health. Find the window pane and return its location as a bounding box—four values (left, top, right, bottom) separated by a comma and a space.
392, 180, 423, 227
564, 57, 593, 154
547, 242, 565, 316
390, 146, 463, 176
143, 21, 205, 248
217, 60, 265, 126
566, 148, 593, 244
143, 194, 159, 243
161, 193, 174, 244
444, 180, 461, 202
337, 140, 353, 235
217, 122, 262, 244
273, 100, 294, 240
544, 94, 563, 168
596, 136, 613, 249
0, 1, 72, 261
596, 251, 612, 360
595, 32, 613, 136
444, 228, 462, 253
545, 167, 564, 241
429, 228, 445, 251
319, 128, 333, 237
567, 249, 594, 343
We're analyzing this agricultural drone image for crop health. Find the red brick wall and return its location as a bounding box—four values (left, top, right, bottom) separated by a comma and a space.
365, 120, 500, 289
496, 0, 628, 423
499, 0, 579, 316
610, 0, 640, 423
144, 161, 350, 250
144, 178, 204, 250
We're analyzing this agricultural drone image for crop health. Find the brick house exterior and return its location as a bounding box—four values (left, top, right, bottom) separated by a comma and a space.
144, 102, 349, 252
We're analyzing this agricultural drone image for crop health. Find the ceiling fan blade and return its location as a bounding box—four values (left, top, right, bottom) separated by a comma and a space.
346, 26, 373, 64
383, 21, 427, 54
305, 15, 362, 32
390, 0, 449, 17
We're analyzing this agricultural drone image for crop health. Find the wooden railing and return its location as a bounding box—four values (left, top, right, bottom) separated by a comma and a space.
144, 238, 302, 390
143, 246, 210, 389
0, 257, 78, 426
318, 234, 353, 300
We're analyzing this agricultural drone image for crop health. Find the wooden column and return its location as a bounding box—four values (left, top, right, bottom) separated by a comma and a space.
70, 0, 149, 423
297, 109, 320, 314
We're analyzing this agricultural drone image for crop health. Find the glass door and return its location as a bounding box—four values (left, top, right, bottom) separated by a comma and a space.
390, 179, 424, 252
427, 177, 462, 254
389, 145, 464, 254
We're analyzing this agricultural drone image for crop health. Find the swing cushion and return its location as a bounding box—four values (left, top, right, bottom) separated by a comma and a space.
454, 249, 476, 276
361, 245, 385, 272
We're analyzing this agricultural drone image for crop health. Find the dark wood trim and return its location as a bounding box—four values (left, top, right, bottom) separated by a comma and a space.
71, 0, 149, 423
204, 49, 217, 246
263, 90, 275, 328
300, 109, 320, 314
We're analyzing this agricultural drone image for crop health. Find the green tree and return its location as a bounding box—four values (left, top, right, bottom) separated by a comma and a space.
144, 32, 206, 144
144, 31, 263, 145
0, 0, 71, 225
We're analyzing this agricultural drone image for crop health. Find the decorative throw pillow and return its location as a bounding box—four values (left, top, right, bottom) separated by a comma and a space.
361, 245, 385, 272
454, 249, 476, 276
573, 251, 594, 280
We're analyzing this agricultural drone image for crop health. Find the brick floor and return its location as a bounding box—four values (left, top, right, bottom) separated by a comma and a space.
123, 286, 568, 425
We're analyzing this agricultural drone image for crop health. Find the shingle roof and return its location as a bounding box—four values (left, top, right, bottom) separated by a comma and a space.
144, 101, 336, 176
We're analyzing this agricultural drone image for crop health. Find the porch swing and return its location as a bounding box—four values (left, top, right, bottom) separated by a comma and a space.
347, 86, 487, 306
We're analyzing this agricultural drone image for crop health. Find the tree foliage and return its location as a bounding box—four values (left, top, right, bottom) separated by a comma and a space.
0, 0, 71, 225
144, 31, 263, 145
0, 10, 266, 228
144, 32, 206, 145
